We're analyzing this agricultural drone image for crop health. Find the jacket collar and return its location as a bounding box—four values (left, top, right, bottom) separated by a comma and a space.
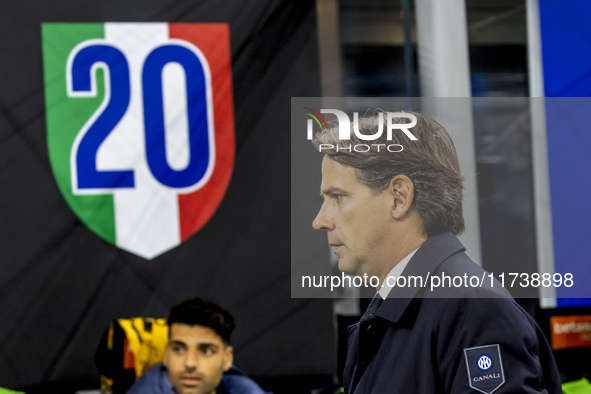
374, 232, 465, 324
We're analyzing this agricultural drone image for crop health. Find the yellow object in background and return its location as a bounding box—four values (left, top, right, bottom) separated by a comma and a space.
117, 317, 169, 378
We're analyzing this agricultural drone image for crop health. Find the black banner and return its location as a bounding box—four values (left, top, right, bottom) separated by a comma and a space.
0, 0, 335, 390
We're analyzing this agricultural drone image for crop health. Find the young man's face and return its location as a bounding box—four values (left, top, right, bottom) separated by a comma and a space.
313, 157, 393, 278
164, 323, 233, 394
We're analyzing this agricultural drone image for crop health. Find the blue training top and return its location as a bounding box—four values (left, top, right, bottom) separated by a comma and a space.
126, 363, 269, 394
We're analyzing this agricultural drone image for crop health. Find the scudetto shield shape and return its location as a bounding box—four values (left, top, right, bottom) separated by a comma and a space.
42, 23, 235, 259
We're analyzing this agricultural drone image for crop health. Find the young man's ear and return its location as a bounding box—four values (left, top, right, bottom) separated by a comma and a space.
223, 346, 234, 371
389, 175, 414, 219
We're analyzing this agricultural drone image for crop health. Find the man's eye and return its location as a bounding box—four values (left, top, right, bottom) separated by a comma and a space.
202, 347, 216, 356
334, 194, 342, 202
171, 346, 185, 354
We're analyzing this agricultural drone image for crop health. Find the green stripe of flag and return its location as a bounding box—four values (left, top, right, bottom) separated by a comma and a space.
42, 23, 117, 244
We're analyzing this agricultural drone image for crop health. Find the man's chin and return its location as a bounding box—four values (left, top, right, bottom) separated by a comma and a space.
182, 383, 202, 392
172, 382, 205, 394
338, 261, 373, 279
176, 386, 203, 394
337, 260, 359, 277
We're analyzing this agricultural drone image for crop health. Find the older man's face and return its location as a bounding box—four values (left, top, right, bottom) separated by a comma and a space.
164, 323, 233, 394
313, 157, 393, 277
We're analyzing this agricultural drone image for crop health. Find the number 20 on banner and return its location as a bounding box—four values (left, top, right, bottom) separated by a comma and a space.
68, 39, 215, 192
42, 23, 235, 259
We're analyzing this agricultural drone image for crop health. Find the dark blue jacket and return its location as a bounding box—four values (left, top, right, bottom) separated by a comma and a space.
126, 363, 268, 394
344, 232, 562, 394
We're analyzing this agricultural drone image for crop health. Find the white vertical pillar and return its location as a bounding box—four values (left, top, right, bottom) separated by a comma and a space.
527, 0, 545, 99
415, 0, 482, 265
415, 0, 471, 97
526, 0, 556, 307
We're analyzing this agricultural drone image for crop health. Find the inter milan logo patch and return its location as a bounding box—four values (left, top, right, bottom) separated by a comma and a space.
464, 344, 505, 393
477, 355, 492, 370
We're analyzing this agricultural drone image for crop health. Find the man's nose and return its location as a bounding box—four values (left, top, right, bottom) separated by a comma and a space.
313, 206, 334, 231
185, 350, 198, 371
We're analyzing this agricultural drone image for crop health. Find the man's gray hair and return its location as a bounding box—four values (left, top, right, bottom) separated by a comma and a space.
312, 110, 465, 236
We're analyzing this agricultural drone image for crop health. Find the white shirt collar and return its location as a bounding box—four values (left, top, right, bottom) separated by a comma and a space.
378, 246, 420, 300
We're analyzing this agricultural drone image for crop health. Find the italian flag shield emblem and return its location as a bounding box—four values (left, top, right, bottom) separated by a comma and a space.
42, 23, 235, 259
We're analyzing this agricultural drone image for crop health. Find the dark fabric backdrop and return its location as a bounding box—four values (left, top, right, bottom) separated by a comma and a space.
0, 0, 335, 389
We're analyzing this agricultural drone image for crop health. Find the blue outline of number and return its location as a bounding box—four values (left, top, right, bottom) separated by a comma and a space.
69, 43, 134, 190
142, 43, 211, 189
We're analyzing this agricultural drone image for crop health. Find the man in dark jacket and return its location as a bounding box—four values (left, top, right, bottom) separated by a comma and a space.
127, 297, 267, 394
312, 111, 562, 393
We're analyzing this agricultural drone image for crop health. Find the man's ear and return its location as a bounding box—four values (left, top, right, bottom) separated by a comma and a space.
223, 346, 234, 371
389, 175, 414, 220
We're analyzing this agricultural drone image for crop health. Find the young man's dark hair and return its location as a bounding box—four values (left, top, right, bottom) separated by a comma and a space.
167, 297, 235, 344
